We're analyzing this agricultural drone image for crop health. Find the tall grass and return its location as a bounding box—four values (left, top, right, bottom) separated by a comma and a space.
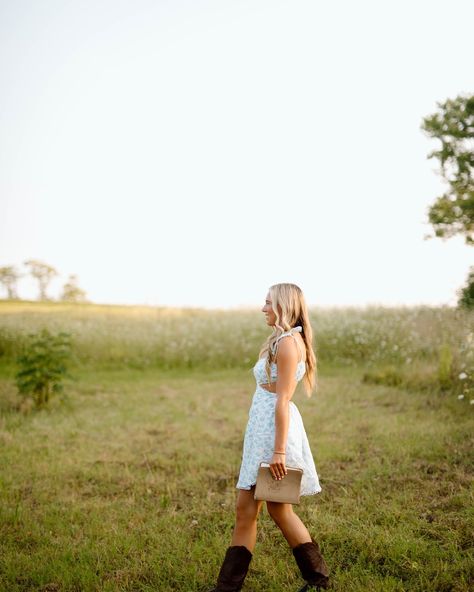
0, 301, 472, 373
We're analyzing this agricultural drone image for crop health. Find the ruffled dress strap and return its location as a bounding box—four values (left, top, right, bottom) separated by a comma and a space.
271, 326, 303, 356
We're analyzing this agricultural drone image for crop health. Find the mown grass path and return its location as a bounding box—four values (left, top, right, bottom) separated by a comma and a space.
1, 366, 472, 591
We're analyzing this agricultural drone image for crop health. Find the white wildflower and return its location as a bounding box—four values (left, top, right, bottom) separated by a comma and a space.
470, 399, 474, 405
457, 394, 465, 399
458, 372, 467, 380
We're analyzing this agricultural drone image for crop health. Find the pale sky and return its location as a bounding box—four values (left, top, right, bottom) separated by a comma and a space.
1, 0, 473, 309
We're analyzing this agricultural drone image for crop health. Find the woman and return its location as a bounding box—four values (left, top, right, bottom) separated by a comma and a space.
208, 283, 330, 592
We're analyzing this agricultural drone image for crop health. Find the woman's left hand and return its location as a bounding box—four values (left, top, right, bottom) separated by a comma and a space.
270, 452, 288, 481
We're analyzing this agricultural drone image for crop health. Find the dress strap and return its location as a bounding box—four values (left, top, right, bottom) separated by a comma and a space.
275, 326, 302, 341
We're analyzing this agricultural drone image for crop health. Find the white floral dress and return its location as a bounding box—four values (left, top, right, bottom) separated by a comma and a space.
236, 326, 322, 496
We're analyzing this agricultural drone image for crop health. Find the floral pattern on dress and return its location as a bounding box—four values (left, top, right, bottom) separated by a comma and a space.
236, 327, 322, 496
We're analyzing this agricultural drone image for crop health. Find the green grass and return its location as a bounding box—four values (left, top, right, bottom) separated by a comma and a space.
1, 364, 473, 591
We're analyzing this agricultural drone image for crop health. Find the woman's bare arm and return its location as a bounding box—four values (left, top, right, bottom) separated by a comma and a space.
274, 337, 298, 449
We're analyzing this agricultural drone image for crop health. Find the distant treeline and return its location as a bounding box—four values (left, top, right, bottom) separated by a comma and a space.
0, 259, 87, 303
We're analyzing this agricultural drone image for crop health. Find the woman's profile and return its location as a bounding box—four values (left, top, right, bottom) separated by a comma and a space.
207, 283, 330, 591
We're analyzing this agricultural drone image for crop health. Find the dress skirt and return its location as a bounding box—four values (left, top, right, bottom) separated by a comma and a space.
236, 385, 322, 496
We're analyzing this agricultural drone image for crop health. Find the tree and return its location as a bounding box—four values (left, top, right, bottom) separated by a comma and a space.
421, 94, 474, 245
23, 259, 58, 301
422, 94, 474, 309
0, 265, 22, 299
457, 265, 474, 310
60, 274, 87, 303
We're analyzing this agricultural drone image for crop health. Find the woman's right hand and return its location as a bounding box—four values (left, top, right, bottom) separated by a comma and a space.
270, 453, 287, 480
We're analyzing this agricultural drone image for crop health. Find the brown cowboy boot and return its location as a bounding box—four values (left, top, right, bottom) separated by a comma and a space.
292, 537, 330, 590
207, 545, 253, 592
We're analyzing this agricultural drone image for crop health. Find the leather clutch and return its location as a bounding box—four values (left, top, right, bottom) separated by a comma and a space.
253, 462, 303, 504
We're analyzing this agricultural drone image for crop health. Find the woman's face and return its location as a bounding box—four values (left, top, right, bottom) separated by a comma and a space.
262, 292, 278, 326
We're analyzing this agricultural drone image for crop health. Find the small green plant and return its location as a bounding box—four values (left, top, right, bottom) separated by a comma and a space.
437, 343, 453, 391
15, 328, 72, 408
361, 365, 403, 387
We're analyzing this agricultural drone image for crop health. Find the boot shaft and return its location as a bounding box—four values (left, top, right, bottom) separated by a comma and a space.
292, 538, 330, 589
212, 545, 253, 592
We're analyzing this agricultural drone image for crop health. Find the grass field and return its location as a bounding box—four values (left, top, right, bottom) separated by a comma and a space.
0, 302, 473, 591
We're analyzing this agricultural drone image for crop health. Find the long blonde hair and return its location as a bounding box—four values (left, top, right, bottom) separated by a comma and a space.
258, 283, 318, 397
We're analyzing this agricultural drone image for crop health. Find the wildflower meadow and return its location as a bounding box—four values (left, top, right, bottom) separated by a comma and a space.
0, 300, 472, 591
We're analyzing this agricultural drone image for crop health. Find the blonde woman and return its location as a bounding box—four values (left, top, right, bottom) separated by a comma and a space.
207, 283, 330, 592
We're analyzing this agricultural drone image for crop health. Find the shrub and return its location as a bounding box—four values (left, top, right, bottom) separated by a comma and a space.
15, 328, 72, 408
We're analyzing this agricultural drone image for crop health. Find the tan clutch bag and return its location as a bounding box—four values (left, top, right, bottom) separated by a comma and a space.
253, 462, 303, 504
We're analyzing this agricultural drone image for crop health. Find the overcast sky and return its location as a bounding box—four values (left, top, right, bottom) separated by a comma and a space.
1, 0, 473, 309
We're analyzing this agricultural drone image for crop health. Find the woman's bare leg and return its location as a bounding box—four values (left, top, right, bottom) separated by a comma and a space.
231, 486, 264, 552
265, 501, 312, 548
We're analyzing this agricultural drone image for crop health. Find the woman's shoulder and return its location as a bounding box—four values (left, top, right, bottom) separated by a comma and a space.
274, 332, 306, 364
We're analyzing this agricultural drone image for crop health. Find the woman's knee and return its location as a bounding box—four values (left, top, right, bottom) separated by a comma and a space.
235, 488, 262, 523
266, 501, 293, 524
